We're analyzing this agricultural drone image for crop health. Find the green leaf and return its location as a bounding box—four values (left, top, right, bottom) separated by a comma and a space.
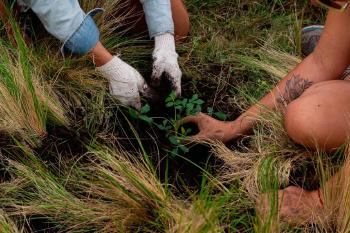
165, 91, 176, 103
128, 108, 139, 119
165, 96, 173, 103
174, 99, 182, 106
194, 99, 205, 105
214, 112, 227, 120
169, 135, 179, 145
190, 94, 198, 101
207, 107, 214, 115
186, 103, 194, 112
166, 102, 174, 107
193, 106, 202, 115
139, 115, 153, 124
179, 145, 189, 153
140, 104, 150, 114
170, 148, 179, 157
155, 123, 166, 130
181, 126, 186, 135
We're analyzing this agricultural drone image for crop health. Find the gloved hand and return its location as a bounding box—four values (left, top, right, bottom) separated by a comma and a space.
96, 56, 152, 110
151, 33, 182, 96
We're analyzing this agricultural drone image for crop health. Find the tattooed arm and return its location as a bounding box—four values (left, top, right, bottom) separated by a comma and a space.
277, 74, 313, 108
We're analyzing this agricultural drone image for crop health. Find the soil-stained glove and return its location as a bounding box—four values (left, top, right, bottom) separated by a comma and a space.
97, 56, 151, 110
151, 33, 182, 96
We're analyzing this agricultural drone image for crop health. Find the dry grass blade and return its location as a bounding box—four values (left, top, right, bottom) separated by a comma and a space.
167, 200, 222, 233
238, 46, 301, 82
0, 209, 22, 233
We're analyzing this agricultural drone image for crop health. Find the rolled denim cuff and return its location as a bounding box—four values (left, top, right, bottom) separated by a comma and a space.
141, 0, 174, 38
62, 8, 103, 55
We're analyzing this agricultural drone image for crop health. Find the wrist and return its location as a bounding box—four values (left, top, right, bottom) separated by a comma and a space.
90, 42, 113, 67
154, 33, 176, 52
96, 56, 125, 79
223, 121, 240, 142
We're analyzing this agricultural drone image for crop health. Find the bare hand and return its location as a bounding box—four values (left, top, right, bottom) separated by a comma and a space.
178, 113, 237, 143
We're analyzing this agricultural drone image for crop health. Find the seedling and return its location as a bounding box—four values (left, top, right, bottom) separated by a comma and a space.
129, 92, 227, 157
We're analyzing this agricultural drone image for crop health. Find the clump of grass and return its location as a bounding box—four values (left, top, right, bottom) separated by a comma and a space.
168, 201, 221, 233
75, 143, 172, 231
0, 142, 223, 232
237, 46, 301, 82
72, 143, 226, 232
212, 110, 308, 200
0, 15, 67, 146
173, 180, 254, 233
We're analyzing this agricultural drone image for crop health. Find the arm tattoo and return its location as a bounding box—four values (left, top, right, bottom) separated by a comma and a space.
278, 74, 313, 106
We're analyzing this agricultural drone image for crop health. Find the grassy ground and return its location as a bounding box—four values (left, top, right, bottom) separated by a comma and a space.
2, 0, 349, 232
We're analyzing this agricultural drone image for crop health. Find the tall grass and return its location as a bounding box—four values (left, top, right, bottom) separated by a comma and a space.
237, 47, 301, 82
70, 143, 226, 232
0, 1, 335, 232
0, 142, 224, 232
0, 14, 67, 146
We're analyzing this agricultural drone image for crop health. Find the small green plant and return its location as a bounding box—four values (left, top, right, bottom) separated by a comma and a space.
129, 92, 227, 156
165, 92, 205, 119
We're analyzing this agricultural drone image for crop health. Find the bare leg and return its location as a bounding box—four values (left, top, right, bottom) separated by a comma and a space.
284, 80, 350, 152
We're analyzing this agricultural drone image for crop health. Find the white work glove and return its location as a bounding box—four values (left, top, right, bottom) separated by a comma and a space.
151, 33, 182, 96
96, 56, 151, 110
